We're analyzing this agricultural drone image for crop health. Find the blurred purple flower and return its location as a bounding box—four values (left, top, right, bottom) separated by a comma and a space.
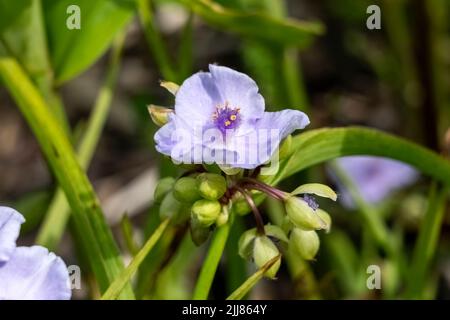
332, 156, 419, 208
154, 65, 310, 169
0, 207, 71, 300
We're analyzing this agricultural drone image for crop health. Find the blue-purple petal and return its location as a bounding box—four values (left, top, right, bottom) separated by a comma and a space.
154, 65, 311, 168
175, 71, 221, 127
254, 110, 310, 138
0, 207, 24, 263
0, 246, 71, 300
209, 65, 265, 121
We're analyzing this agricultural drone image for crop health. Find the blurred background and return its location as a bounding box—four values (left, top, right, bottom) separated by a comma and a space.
0, 0, 449, 299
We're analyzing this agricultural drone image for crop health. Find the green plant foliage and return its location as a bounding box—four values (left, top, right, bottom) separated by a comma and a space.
42, 0, 134, 84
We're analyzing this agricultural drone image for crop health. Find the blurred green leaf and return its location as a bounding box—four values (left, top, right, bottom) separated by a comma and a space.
237, 127, 450, 216
0, 0, 51, 86
42, 0, 134, 84
36, 32, 126, 251
175, 0, 324, 48
324, 230, 366, 296
13, 190, 52, 234
268, 127, 450, 187
406, 184, 448, 298
0, 57, 134, 299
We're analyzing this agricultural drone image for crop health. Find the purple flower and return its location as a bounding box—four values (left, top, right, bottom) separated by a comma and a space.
331, 156, 419, 208
154, 65, 310, 169
0, 207, 71, 300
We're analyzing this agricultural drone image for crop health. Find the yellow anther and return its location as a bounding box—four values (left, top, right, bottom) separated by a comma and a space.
224, 120, 231, 126
230, 114, 237, 121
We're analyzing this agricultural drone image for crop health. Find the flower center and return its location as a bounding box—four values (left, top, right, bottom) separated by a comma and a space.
212, 102, 241, 132
303, 194, 319, 211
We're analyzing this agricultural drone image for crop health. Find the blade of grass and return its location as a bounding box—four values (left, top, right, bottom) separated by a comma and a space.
0, 56, 134, 298
120, 214, 140, 256
35, 32, 126, 249
226, 255, 280, 300
176, 0, 324, 48
406, 183, 448, 298
101, 218, 170, 300
193, 222, 232, 300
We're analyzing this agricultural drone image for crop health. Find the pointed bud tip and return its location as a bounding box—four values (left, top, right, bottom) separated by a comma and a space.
148, 105, 173, 127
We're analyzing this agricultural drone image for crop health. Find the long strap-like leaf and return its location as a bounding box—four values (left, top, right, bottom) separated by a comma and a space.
0, 57, 134, 299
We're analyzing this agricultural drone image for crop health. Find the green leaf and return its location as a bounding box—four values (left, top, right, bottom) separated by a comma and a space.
236, 127, 450, 217
268, 127, 450, 186
36, 32, 126, 250
0, 57, 134, 299
0, 0, 50, 80
175, 0, 324, 48
42, 0, 134, 84
226, 255, 280, 300
102, 219, 170, 300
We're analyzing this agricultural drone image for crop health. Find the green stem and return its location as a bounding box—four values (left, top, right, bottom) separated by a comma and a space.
36, 32, 126, 249
101, 219, 170, 300
193, 222, 232, 299
406, 184, 448, 298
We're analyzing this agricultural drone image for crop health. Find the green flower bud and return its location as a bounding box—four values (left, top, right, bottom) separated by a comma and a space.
253, 236, 281, 279
290, 228, 320, 260
154, 177, 175, 204
290, 183, 337, 201
238, 229, 257, 259
159, 191, 182, 220
191, 199, 221, 227
197, 173, 227, 200
173, 177, 201, 203
190, 214, 211, 246
285, 196, 326, 230
238, 225, 288, 260
147, 105, 173, 127
215, 206, 229, 226
316, 209, 332, 233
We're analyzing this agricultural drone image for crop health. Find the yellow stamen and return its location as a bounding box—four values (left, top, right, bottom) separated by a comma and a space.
230, 114, 237, 121
224, 120, 231, 126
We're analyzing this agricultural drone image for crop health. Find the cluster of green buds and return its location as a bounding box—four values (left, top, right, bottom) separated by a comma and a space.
150, 95, 337, 279
154, 172, 230, 245
237, 182, 336, 279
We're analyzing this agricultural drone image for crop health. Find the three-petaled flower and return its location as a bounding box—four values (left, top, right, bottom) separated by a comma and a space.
154, 65, 310, 169
331, 156, 419, 208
